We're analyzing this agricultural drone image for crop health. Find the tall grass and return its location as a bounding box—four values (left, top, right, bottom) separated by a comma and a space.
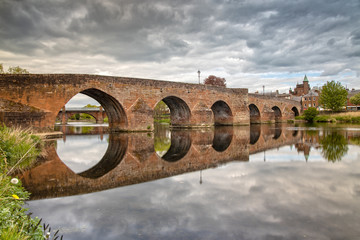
0, 125, 61, 239
0, 126, 44, 174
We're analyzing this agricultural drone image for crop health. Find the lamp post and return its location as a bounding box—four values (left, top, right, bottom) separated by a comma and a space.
263, 85, 265, 95
197, 70, 201, 84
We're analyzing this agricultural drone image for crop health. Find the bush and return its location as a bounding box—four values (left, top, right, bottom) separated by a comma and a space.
303, 107, 319, 122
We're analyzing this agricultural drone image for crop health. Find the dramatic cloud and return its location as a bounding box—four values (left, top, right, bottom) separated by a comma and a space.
1, 0, 359, 92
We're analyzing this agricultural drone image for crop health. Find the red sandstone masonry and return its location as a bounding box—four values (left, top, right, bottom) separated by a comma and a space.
0, 74, 300, 131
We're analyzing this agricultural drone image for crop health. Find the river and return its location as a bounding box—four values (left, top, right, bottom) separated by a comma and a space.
19, 123, 360, 239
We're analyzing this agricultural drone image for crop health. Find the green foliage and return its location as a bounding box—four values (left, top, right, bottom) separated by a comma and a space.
7, 66, 29, 74
154, 101, 170, 123
320, 132, 348, 162
350, 137, 360, 146
0, 126, 43, 173
303, 107, 318, 122
350, 92, 360, 106
0, 63, 29, 74
295, 115, 305, 120
319, 80, 348, 111
80, 113, 95, 120
313, 115, 336, 122
0, 127, 61, 239
83, 104, 99, 108
0, 174, 44, 240
154, 136, 171, 155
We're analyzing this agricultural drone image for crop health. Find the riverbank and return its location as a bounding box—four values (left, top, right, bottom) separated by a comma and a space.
0, 126, 61, 239
296, 111, 360, 123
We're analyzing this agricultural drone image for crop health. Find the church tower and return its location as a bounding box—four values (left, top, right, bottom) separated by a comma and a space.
303, 75, 310, 94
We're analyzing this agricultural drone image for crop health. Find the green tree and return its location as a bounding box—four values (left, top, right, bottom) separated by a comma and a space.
350, 92, 360, 106
0, 63, 29, 74
303, 107, 318, 122
7, 66, 29, 74
319, 80, 347, 111
83, 104, 99, 108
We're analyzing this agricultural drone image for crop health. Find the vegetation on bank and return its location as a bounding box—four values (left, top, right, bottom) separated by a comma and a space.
0, 125, 61, 239
296, 111, 360, 123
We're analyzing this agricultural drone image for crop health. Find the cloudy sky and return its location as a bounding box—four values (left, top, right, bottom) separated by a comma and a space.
1, 0, 360, 94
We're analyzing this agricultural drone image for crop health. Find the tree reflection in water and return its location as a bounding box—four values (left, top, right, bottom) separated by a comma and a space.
320, 132, 348, 162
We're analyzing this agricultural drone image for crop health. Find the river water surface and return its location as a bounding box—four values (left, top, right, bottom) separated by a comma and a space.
20, 123, 360, 240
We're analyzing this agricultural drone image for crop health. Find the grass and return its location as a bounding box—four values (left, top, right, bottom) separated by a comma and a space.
0, 125, 62, 239
298, 111, 360, 123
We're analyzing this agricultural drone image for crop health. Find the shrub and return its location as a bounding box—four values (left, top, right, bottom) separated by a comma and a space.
303, 107, 319, 122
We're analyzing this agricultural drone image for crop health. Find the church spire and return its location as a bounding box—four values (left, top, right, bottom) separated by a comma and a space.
303, 74, 309, 82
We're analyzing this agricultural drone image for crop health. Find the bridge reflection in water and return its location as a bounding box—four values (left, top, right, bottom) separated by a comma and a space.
19, 124, 302, 200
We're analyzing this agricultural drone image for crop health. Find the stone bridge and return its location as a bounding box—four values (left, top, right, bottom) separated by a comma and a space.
57, 107, 107, 124
248, 93, 300, 123
18, 125, 301, 200
0, 74, 301, 131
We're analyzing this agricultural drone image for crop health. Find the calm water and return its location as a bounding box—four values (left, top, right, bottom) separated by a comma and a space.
20, 123, 360, 240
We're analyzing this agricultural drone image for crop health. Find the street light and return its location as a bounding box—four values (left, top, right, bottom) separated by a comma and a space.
197, 70, 201, 84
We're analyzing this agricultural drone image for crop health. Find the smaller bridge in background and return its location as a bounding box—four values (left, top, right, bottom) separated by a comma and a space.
57, 107, 107, 124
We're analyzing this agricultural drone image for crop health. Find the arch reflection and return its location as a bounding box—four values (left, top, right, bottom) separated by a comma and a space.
250, 124, 261, 145
162, 130, 191, 162
78, 134, 128, 179
212, 126, 233, 152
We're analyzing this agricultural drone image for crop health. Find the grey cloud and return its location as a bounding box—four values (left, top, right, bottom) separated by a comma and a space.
0, 0, 359, 90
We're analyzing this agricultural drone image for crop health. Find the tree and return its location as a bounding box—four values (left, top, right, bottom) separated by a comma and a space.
83, 104, 99, 108
350, 92, 360, 106
319, 80, 347, 111
303, 107, 318, 122
7, 66, 29, 74
203, 75, 226, 87
0, 63, 29, 74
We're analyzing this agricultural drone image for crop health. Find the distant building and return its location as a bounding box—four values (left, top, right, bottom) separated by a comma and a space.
301, 90, 319, 110
290, 75, 310, 96
289, 75, 320, 111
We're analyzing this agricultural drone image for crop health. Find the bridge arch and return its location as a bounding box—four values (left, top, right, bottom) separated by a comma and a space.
80, 88, 127, 130
162, 96, 191, 126
211, 100, 233, 126
249, 104, 261, 124
272, 106, 282, 122
292, 107, 300, 117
